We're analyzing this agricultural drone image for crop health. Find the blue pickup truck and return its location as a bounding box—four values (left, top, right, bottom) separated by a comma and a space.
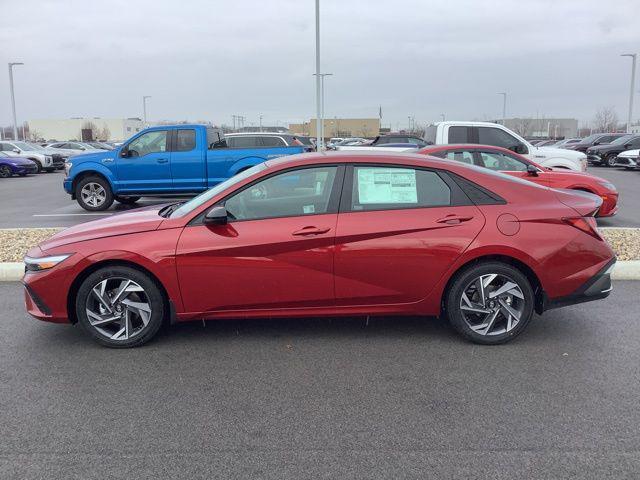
64, 124, 309, 211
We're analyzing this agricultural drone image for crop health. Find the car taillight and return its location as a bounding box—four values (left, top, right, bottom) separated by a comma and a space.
563, 216, 602, 240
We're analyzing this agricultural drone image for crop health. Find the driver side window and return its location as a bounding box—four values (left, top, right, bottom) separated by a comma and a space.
478, 127, 526, 153
127, 131, 168, 157
478, 151, 527, 172
224, 166, 338, 221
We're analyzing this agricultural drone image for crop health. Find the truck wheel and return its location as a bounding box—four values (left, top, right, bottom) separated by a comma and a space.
115, 196, 141, 206
76, 176, 114, 211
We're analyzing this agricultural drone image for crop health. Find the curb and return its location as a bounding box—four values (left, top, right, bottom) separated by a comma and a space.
1, 260, 639, 282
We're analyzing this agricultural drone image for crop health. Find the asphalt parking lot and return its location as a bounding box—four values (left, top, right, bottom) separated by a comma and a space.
1, 281, 639, 479
1, 165, 638, 229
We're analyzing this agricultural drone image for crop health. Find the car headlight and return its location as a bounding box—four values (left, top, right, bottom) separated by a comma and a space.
596, 180, 616, 191
24, 254, 72, 272
64, 162, 72, 176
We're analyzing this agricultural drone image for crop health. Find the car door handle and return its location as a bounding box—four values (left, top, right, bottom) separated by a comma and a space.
436, 215, 474, 224
292, 226, 331, 236
157, 158, 169, 163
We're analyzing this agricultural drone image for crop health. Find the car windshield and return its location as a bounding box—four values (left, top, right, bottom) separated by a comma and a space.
13, 141, 36, 151
610, 135, 633, 145
579, 134, 600, 143
169, 163, 268, 218
28, 143, 46, 151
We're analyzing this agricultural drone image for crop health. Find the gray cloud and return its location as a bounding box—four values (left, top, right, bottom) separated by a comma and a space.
1, 0, 638, 129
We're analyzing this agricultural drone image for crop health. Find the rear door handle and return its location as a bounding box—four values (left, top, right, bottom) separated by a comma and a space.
436, 215, 474, 224
157, 158, 169, 163
292, 226, 331, 236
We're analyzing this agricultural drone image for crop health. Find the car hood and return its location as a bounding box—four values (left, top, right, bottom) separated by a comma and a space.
589, 144, 621, 153
68, 150, 114, 162
618, 149, 640, 157
535, 146, 585, 158
39, 205, 166, 251
2, 156, 34, 166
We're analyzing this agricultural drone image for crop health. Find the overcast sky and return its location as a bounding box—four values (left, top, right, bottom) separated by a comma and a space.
1, 0, 638, 129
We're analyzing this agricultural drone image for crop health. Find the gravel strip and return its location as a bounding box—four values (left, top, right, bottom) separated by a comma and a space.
0, 227, 638, 263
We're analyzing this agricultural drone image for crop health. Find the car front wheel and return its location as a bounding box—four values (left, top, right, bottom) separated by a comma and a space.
0, 165, 12, 178
75, 266, 166, 348
445, 262, 535, 345
605, 154, 617, 167
76, 176, 114, 211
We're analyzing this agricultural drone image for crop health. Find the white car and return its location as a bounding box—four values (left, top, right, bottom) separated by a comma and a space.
0, 141, 61, 172
614, 149, 640, 169
423, 121, 588, 171
46, 142, 108, 157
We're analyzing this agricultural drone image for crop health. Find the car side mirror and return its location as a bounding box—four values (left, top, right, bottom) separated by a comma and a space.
204, 206, 228, 225
119, 148, 129, 158
526, 164, 539, 177
12, 148, 20, 153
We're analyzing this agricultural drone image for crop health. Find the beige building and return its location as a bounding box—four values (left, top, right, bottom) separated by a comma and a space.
289, 118, 380, 139
28, 117, 145, 142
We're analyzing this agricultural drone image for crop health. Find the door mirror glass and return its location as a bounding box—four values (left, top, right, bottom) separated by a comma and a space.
12, 148, 20, 153
119, 148, 130, 158
526, 164, 539, 176
204, 206, 228, 225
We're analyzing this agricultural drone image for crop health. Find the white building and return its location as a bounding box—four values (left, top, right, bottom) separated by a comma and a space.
27, 118, 145, 142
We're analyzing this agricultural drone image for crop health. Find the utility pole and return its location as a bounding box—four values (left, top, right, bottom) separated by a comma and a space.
259, 114, 263, 132
8, 62, 24, 140
621, 53, 637, 133
142, 96, 151, 126
497, 92, 507, 125
315, 0, 322, 150
440, 114, 445, 122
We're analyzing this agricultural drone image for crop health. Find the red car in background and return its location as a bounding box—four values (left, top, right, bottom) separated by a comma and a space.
23, 152, 615, 348
418, 144, 618, 217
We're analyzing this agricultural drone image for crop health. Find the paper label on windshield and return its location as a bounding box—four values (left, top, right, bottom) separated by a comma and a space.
357, 168, 417, 204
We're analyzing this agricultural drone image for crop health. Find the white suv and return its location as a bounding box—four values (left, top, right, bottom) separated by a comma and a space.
424, 121, 588, 171
0, 141, 60, 173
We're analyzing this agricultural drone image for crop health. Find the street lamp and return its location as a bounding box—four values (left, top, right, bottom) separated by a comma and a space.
621, 53, 637, 134
440, 114, 445, 122
142, 96, 152, 126
313, 73, 332, 147
314, 0, 321, 150
8, 62, 24, 141
497, 92, 507, 125
259, 114, 263, 132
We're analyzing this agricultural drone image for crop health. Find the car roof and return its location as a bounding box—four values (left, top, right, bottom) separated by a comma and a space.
226, 132, 294, 137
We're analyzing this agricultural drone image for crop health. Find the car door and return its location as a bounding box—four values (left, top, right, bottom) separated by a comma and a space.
170, 128, 206, 191
117, 129, 172, 192
175, 164, 344, 315
334, 164, 485, 306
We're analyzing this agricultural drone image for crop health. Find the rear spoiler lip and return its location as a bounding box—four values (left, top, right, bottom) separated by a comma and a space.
553, 188, 602, 217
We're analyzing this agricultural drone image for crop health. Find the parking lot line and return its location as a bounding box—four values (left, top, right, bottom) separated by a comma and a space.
32, 213, 113, 217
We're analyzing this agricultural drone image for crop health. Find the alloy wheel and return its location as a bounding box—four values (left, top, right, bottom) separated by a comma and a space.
459, 273, 525, 336
0, 165, 11, 178
85, 277, 152, 341
80, 182, 107, 208
606, 155, 617, 167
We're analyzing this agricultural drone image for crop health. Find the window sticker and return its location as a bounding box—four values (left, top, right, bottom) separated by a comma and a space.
303, 205, 315, 214
357, 168, 417, 204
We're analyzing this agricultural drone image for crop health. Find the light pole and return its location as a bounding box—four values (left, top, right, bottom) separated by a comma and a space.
314, 0, 322, 150
497, 92, 507, 125
8, 62, 24, 140
142, 96, 151, 126
440, 114, 445, 122
621, 53, 637, 133
320, 73, 332, 144
259, 114, 263, 132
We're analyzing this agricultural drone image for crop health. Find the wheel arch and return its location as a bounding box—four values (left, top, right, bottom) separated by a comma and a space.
66, 259, 173, 325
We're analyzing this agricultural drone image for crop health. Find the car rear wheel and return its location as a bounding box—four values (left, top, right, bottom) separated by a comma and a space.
445, 262, 535, 345
114, 195, 141, 205
76, 176, 114, 211
75, 266, 165, 348
0, 165, 12, 178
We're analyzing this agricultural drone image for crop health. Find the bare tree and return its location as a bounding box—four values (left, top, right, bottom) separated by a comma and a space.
512, 118, 534, 137
593, 107, 619, 133
95, 123, 111, 141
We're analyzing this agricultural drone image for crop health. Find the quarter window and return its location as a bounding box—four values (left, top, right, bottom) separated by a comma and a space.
478, 151, 527, 172
175, 129, 196, 151
224, 166, 338, 221
261, 136, 286, 147
127, 130, 168, 157
350, 166, 451, 211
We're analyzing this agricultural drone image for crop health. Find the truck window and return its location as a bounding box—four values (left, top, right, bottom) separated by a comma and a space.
448, 126, 470, 143
478, 127, 520, 150
127, 130, 168, 157
176, 129, 196, 151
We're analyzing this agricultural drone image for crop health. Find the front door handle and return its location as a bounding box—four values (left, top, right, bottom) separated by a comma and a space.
436, 214, 474, 224
292, 226, 331, 236
157, 158, 169, 164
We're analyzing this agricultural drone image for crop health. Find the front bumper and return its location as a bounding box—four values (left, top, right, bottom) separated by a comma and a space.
539, 258, 615, 313
12, 163, 38, 175
614, 156, 639, 168
586, 153, 603, 164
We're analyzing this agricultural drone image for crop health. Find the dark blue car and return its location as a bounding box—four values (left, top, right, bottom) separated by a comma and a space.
0, 152, 38, 178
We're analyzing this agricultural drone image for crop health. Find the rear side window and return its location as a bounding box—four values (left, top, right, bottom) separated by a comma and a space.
448, 126, 470, 143
261, 136, 286, 147
175, 129, 196, 151
443, 151, 475, 165
350, 166, 451, 211
228, 136, 260, 148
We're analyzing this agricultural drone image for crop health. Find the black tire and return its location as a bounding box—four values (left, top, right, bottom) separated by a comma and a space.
75, 175, 114, 211
75, 266, 166, 348
115, 195, 141, 205
0, 165, 11, 178
605, 154, 617, 167
18, 173, 27, 177
32, 160, 42, 173
445, 261, 535, 345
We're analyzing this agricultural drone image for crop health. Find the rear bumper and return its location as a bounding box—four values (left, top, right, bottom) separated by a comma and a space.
539, 258, 615, 313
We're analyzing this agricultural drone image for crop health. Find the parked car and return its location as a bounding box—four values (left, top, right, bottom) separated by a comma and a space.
47, 141, 108, 155
372, 134, 429, 147
553, 138, 582, 148
564, 133, 628, 153
418, 144, 618, 217
86, 141, 114, 150
0, 141, 63, 172
535, 139, 559, 147
224, 133, 314, 151
423, 121, 588, 171
586, 134, 640, 167
24, 151, 615, 348
613, 149, 640, 169
0, 151, 38, 177
64, 125, 307, 211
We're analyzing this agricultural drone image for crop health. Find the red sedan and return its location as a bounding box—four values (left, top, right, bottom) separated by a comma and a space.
418, 144, 619, 217
23, 152, 615, 347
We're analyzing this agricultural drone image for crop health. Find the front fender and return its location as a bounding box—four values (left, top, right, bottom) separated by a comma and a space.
68, 162, 117, 191
538, 157, 580, 171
